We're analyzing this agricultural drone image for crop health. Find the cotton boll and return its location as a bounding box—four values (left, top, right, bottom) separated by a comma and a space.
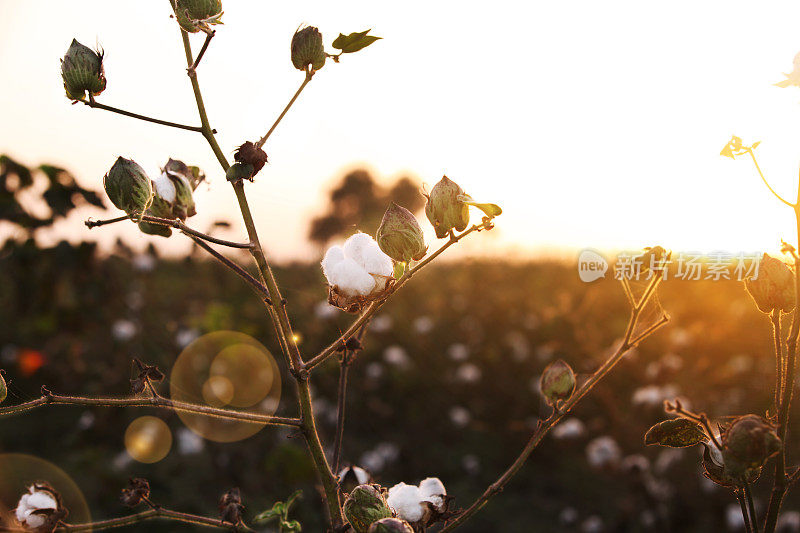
329, 258, 376, 297
153, 171, 177, 203
343, 232, 379, 266
15, 485, 58, 529
322, 245, 345, 280
387, 483, 425, 523
360, 244, 394, 283
419, 477, 446, 512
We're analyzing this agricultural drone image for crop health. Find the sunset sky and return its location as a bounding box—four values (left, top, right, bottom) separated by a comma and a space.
4, 1, 800, 262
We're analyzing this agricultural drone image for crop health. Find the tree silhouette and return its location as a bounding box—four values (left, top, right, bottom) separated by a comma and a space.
308, 169, 423, 247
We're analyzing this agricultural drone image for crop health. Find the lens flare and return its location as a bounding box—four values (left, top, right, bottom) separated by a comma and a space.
0, 454, 91, 528
124, 416, 172, 463
170, 331, 281, 442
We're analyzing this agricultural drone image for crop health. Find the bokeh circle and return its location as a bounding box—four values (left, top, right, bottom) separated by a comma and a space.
170, 331, 281, 442
124, 416, 173, 463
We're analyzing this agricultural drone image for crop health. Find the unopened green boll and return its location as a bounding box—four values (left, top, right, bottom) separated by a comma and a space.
172, 0, 223, 33
745, 254, 795, 314
291, 26, 326, 71
425, 176, 470, 239
368, 518, 414, 533
61, 39, 106, 100
343, 485, 393, 533
103, 157, 153, 217
376, 203, 426, 263
138, 195, 174, 237
540, 359, 576, 406
722, 415, 782, 480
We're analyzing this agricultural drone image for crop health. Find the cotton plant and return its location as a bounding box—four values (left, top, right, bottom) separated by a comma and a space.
0, 2, 674, 532
639, 54, 800, 533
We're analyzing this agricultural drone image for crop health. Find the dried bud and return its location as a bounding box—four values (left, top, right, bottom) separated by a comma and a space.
103, 157, 153, 218
0, 370, 6, 404
540, 359, 575, 406
172, 0, 223, 34
722, 415, 782, 480
291, 26, 326, 72
61, 39, 106, 100
368, 518, 415, 533
130, 359, 165, 395
234, 142, 268, 178
376, 203, 426, 263
219, 488, 244, 526
424, 176, 470, 239
343, 484, 393, 533
745, 254, 795, 314
120, 478, 150, 507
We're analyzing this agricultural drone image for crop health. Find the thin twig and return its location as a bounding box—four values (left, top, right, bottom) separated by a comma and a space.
186, 233, 272, 304
738, 488, 755, 533
0, 391, 301, 427
86, 215, 252, 249
79, 99, 205, 133
745, 481, 760, 533
440, 277, 667, 532
188, 30, 215, 74
332, 323, 370, 475
256, 70, 314, 149
771, 310, 785, 416
304, 222, 489, 371
747, 149, 795, 208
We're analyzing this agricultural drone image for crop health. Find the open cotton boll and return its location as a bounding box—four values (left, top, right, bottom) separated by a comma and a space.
343, 232, 380, 267
360, 245, 394, 285
387, 483, 425, 523
153, 171, 177, 203
419, 477, 446, 513
322, 245, 345, 280
15, 486, 57, 529
328, 257, 377, 297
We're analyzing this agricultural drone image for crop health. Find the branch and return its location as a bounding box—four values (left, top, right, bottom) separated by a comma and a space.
0, 508, 253, 532
332, 323, 370, 475
255, 70, 314, 149
85, 215, 252, 249
746, 149, 795, 208
188, 31, 215, 75
304, 222, 491, 371
78, 99, 206, 133
440, 277, 669, 532
0, 389, 301, 427
186, 234, 272, 304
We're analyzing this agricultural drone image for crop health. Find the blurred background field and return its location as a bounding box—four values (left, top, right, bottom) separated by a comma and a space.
1, 158, 799, 531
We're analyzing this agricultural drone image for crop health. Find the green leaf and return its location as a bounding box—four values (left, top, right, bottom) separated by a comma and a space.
644, 418, 706, 448
254, 503, 284, 524
332, 30, 382, 53
457, 194, 503, 218
284, 490, 303, 514
281, 519, 302, 532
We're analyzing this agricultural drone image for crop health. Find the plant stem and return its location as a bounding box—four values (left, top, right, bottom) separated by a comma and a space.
86, 215, 252, 249
256, 70, 314, 149
178, 30, 342, 527
304, 223, 489, 371
745, 481, 759, 533
332, 357, 350, 476
0, 390, 300, 427
763, 205, 800, 533
738, 488, 754, 533
79, 99, 205, 133
440, 278, 668, 532
771, 310, 785, 415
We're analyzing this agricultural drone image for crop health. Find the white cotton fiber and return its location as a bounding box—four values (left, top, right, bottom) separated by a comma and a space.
361, 244, 394, 284
328, 258, 376, 297
387, 483, 425, 523
419, 477, 446, 512
343, 232, 378, 266
321, 245, 345, 280
153, 171, 177, 203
